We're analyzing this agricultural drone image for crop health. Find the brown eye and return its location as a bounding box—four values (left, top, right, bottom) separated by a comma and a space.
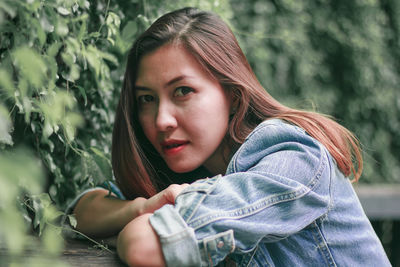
174, 87, 194, 97
137, 95, 155, 103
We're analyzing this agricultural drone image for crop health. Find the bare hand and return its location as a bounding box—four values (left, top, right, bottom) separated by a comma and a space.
141, 183, 189, 215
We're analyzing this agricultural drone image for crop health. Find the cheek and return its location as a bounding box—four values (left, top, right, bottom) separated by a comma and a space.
188, 96, 230, 132
210, 92, 231, 123
139, 114, 155, 141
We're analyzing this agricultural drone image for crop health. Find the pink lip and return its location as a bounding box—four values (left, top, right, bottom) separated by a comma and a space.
160, 139, 189, 156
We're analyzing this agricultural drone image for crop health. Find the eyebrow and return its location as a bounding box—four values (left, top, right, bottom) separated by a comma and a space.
135, 75, 192, 91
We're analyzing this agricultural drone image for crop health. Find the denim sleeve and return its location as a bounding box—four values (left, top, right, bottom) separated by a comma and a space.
64, 181, 125, 216
149, 121, 332, 266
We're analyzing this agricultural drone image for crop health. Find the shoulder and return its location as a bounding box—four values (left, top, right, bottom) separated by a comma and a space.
245, 118, 308, 143
227, 119, 330, 183
237, 118, 320, 157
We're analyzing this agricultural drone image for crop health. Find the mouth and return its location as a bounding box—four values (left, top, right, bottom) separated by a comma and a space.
160, 140, 189, 155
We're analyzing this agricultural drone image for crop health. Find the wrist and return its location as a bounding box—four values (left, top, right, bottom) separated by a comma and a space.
129, 197, 147, 218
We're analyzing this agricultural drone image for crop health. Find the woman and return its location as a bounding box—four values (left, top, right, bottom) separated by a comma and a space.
73, 7, 390, 266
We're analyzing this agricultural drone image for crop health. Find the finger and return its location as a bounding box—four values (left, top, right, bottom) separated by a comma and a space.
165, 184, 189, 203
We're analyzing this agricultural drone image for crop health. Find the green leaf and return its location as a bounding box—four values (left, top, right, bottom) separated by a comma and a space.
0, 68, 15, 97
31, 194, 50, 232
90, 147, 110, 163
42, 121, 54, 138
107, 36, 115, 46
121, 20, 138, 43
68, 214, 77, 228
0, 1, 16, 18
83, 46, 101, 77
57, 6, 71, 16
40, 15, 54, 33
64, 117, 76, 142
88, 32, 100, 38
61, 51, 76, 66
46, 209, 64, 222
33, 19, 46, 46
137, 14, 151, 28
76, 85, 87, 106
22, 96, 32, 123
98, 50, 118, 65
0, 106, 13, 146
78, 19, 87, 41
12, 47, 47, 89
56, 19, 69, 36
47, 42, 62, 57
68, 63, 81, 81
42, 225, 63, 255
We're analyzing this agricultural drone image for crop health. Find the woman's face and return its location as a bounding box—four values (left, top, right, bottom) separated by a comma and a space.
135, 44, 231, 174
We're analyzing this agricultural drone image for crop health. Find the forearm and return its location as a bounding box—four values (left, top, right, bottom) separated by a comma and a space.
73, 189, 146, 238
117, 213, 165, 267
73, 184, 188, 239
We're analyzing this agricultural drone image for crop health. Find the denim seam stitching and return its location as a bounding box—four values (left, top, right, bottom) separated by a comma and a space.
188, 185, 310, 230
185, 175, 222, 223
245, 246, 261, 267
185, 193, 208, 223
327, 150, 334, 212
158, 228, 194, 243
310, 221, 337, 267
305, 147, 327, 190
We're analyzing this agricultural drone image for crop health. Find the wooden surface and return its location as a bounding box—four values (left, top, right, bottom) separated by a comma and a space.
0, 238, 125, 267
354, 184, 400, 219
61, 238, 125, 267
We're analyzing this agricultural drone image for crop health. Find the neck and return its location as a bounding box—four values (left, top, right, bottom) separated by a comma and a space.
203, 140, 231, 175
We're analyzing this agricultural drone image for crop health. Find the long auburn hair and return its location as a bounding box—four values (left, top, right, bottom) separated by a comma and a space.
112, 7, 363, 199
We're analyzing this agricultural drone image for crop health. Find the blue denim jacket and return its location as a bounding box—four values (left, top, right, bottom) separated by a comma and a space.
149, 119, 390, 266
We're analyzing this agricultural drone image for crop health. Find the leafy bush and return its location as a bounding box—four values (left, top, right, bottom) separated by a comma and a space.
0, 0, 231, 263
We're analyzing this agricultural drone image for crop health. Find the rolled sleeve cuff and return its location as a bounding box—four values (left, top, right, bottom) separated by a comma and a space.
150, 204, 202, 267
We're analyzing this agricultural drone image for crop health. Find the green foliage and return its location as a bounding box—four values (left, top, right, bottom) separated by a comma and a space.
0, 0, 231, 263
0, 149, 67, 266
230, 0, 400, 183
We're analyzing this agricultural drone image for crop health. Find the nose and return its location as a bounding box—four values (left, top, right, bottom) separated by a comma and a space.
155, 101, 177, 132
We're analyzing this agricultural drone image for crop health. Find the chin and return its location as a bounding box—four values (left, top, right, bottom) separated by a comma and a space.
168, 163, 199, 174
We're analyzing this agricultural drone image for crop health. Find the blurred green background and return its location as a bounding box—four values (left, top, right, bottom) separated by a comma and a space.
0, 0, 399, 265
230, 0, 400, 185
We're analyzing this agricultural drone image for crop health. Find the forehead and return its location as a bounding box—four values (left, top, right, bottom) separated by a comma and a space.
135, 44, 215, 87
